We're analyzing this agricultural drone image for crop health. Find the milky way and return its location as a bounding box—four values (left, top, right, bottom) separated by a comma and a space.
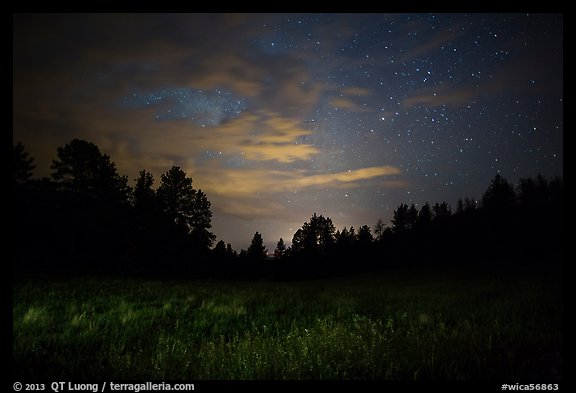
121, 88, 246, 126
13, 13, 563, 250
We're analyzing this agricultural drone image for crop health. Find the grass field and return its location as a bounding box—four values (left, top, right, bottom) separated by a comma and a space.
13, 266, 562, 380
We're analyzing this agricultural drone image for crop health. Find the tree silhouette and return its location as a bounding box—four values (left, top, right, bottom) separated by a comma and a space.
226, 243, 237, 258
155, 166, 198, 270
238, 249, 248, 260
464, 197, 477, 212
128, 170, 161, 268
13, 142, 36, 185
133, 170, 156, 213
274, 238, 287, 258
189, 189, 216, 252
157, 166, 195, 230
481, 173, 516, 212
319, 217, 336, 250
374, 218, 386, 242
13, 143, 39, 270
456, 198, 465, 214
416, 202, 432, 230
517, 173, 561, 210
247, 232, 267, 263
356, 225, 373, 248
392, 203, 409, 233
548, 176, 563, 206
213, 240, 226, 258
348, 226, 356, 240
49, 139, 131, 267
13, 135, 562, 278
335, 227, 355, 250
155, 167, 216, 270
432, 201, 451, 222
291, 229, 305, 254
407, 204, 418, 231
292, 213, 336, 255
51, 139, 130, 205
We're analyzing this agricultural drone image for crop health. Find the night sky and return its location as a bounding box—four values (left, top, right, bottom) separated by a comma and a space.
13, 13, 563, 252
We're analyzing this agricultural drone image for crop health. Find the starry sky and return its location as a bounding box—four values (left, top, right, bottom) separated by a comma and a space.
13, 13, 563, 252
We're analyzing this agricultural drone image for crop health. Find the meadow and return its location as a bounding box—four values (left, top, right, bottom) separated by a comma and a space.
13, 266, 562, 380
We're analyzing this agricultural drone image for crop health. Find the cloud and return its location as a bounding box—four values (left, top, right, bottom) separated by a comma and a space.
402, 84, 480, 108
13, 14, 405, 226
192, 165, 401, 197
402, 26, 562, 110
330, 97, 367, 111
190, 165, 403, 219
14, 13, 329, 179
15, 13, 326, 117
330, 85, 373, 112
204, 111, 320, 163
403, 47, 561, 109
291, 166, 401, 188
92, 108, 321, 165
342, 87, 371, 97
398, 28, 463, 63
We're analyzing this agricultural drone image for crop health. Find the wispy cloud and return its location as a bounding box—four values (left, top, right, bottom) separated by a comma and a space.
207, 111, 319, 163
192, 166, 402, 197
291, 166, 401, 188
192, 165, 403, 219
330, 85, 373, 112
342, 86, 371, 97
398, 28, 463, 63
13, 14, 406, 226
330, 97, 367, 112
403, 45, 560, 109
402, 84, 480, 108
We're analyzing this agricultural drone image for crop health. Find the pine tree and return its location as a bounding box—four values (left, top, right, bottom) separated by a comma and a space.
291, 213, 336, 254
190, 189, 216, 251
157, 166, 195, 229
392, 203, 409, 233
432, 201, 451, 221
133, 170, 156, 213
416, 202, 432, 229
274, 237, 287, 258
13, 142, 36, 185
51, 139, 130, 205
213, 240, 226, 257
374, 219, 386, 242
481, 173, 516, 211
356, 225, 373, 248
247, 232, 267, 262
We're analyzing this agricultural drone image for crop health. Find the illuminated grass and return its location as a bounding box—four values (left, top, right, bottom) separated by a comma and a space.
13, 268, 562, 380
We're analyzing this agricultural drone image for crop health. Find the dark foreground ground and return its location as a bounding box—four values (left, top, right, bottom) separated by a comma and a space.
13, 263, 562, 382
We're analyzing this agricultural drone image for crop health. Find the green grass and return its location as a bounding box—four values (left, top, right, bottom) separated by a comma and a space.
13, 267, 562, 380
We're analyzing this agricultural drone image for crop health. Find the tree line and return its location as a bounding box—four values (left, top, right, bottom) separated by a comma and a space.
14, 139, 563, 278
269, 171, 563, 278
14, 139, 216, 275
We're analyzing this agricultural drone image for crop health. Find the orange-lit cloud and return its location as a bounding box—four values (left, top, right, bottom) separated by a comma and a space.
292, 166, 401, 188
200, 111, 319, 163
192, 166, 401, 197
330, 97, 366, 111
13, 14, 406, 228
190, 165, 403, 219
342, 86, 371, 97
330, 86, 373, 112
